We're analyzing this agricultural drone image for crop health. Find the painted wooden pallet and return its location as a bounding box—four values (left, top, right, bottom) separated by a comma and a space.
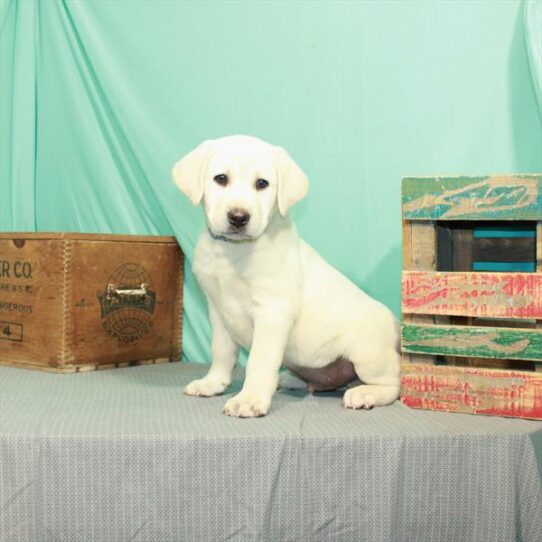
401, 175, 542, 420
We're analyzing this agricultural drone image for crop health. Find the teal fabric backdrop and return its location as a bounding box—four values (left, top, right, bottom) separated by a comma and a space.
525, 0, 542, 109
1, 0, 541, 364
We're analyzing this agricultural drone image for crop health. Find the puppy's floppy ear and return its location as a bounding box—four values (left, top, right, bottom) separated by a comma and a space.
172, 140, 213, 206
276, 147, 309, 217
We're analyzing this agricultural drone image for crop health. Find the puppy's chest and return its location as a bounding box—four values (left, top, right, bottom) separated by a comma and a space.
196, 259, 254, 345
207, 271, 252, 314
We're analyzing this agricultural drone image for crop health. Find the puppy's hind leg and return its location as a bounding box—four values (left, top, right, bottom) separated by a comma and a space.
343, 349, 401, 410
184, 299, 239, 397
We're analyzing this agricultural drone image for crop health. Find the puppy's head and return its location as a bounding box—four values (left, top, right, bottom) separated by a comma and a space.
172, 135, 308, 240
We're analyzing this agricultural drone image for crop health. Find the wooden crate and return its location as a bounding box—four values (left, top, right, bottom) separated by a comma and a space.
0, 232, 183, 373
400, 175, 542, 420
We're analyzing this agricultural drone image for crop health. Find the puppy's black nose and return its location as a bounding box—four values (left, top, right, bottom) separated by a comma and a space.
227, 209, 250, 228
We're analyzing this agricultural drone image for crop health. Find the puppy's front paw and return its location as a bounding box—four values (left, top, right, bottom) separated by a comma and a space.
343, 385, 376, 410
343, 383, 399, 409
223, 392, 270, 418
184, 375, 229, 397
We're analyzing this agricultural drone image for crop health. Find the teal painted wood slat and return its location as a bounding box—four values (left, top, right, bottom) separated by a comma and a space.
402, 175, 542, 220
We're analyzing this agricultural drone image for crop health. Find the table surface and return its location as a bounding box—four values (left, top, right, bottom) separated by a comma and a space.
2, 361, 542, 438
1, 362, 541, 542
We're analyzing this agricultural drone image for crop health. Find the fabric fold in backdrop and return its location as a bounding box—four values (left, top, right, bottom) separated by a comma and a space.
524, 0, 542, 114
0, 0, 212, 362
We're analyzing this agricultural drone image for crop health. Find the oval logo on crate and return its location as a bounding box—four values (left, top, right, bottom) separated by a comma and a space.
97, 263, 156, 343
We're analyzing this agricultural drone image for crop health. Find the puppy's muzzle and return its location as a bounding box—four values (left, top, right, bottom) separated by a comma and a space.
227, 208, 250, 229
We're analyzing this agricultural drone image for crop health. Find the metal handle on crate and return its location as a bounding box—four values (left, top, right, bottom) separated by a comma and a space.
106, 283, 148, 298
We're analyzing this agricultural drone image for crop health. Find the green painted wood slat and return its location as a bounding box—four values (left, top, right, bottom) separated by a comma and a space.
402, 175, 542, 221
402, 323, 542, 361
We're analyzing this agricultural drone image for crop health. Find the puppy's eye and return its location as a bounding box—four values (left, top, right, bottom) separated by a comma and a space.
213, 174, 228, 186
255, 178, 269, 190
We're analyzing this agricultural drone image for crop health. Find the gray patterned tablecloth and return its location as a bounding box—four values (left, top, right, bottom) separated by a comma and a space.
1, 362, 541, 542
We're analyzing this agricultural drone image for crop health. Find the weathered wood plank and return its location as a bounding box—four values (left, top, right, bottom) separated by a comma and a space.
436, 224, 454, 271
434, 224, 475, 363
0, 232, 177, 244
452, 228, 474, 271
410, 221, 436, 270
402, 221, 438, 365
537, 222, 542, 372
446, 236, 475, 361
402, 175, 542, 221
402, 324, 542, 361
436, 223, 475, 271
402, 220, 412, 270
474, 317, 537, 329
401, 362, 542, 419
402, 221, 413, 365
402, 271, 542, 319
472, 237, 536, 263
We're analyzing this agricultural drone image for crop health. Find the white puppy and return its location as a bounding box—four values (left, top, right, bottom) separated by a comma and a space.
172, 135, 400, 417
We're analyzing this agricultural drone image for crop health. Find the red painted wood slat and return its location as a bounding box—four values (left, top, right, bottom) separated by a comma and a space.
402, 271, 542, 319
401, 362, 542, 419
